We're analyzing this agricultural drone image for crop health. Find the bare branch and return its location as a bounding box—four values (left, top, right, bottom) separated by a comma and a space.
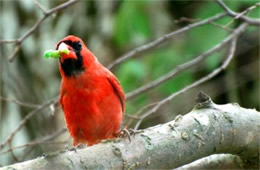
8, 45, 21, 62
173, 17, 200, 24
8, 143, 20, 162
0, 39, 18, 44
124, 102, 158, 127
175, 154, 243, 170
2, 100, 259, 169
107, 13, 227, 70
0, 0, 78, 62
40, 127, 67, 141
133, 23, 248, 130
174, 17, 232, 32
0, 96, 39, 108
234, 2, 260, 20
209, 21, 233, 32
45, 0, 78, 15
0, 127, 67, 155
0, 98, 57, 150
126, 22, 246, 100
34, 0, 47, 14
216, 0, 260, 25
19, 0, 78, 44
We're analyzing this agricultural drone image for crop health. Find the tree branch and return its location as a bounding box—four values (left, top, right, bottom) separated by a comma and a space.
0, 98, 57, 150
133, 23, 247, 130
1, 94, 259, 169
107, 13, 227, 70
175, 154, 243, 170
0, 127, 67, 155
126, 22, 247, 100
0, 96, 40, 108
216, 0, 260, 25
0, 0, 78, 62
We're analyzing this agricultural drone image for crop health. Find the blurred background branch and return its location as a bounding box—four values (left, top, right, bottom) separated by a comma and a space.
216, 0, 260, 25
125, 22, 243, 100
133, 29, 241, 130
0, 0, 78, 62
107, 13, 227, 70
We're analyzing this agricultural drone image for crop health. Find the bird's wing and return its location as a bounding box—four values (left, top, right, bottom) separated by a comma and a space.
107, 74, 125, 112
59, 80, 65, 110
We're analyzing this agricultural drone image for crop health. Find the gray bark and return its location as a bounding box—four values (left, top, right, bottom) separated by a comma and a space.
174, 154, 244, 169
1, 93, 259, 170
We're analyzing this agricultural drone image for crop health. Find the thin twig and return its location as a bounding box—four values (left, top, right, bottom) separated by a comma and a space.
0, 96, 40, 108
45, 0, 77, 15
224, 2, 260, 28
134, 23, 247, 130
19, 0, 78, 45
107, 13, 227, 70
0, 127, 67, 155
0, 98, 58, 150
124, 102, 158, 127
209, 21, 233, 32
8, 143, 20, 162
8, 45, 21, 62
0, 39, 18, 44
176, 16, 232, 32
0, 0, 78, 61
216, 0, 260, 25
1, 141, 67, 156
126, 22, 243, 100
34, 0, 47, 14
235, 3, 260, 20
39, 127, 67, 141
124, 114, 140, 120
174, 16, 232, 32
173, 17, 200, 24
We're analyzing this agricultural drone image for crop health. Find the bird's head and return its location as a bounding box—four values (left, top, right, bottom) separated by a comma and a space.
56, 35, 84, 62
55, 35, 95, 77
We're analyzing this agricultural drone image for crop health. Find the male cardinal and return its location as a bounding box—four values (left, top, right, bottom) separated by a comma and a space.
56, 35, 125, 146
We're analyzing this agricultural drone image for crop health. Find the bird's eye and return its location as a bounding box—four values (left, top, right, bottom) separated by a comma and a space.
76, 42, 82, 49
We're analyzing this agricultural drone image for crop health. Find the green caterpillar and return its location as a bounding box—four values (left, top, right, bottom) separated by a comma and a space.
44, 49, 69, 59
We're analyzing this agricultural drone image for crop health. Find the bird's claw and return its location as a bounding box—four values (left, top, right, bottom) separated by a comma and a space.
65, 145, 78, 153
65, 144, 86, 153
118, 128, 136, 142
76, 143, 87, 149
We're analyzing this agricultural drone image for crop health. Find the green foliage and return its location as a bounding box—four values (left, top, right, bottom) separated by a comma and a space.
114, 1, 152, 47
117, 60, 147, 92
186, 1, 259, 71
126, 94, 149, 114
116, 59, 149, 114
115, 1, 260, 114
144, 47, 193, 95
186, 2, 228, 71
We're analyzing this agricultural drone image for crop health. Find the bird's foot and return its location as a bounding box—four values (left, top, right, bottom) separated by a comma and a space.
118, 128, 136, 142
65, 145, 77, 153
65, 146, 77, 152
76, 143, 87, 149
65, 143, 86, 153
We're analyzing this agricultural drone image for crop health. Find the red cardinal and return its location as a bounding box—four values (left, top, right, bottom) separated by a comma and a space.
56, 35, 125, 146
